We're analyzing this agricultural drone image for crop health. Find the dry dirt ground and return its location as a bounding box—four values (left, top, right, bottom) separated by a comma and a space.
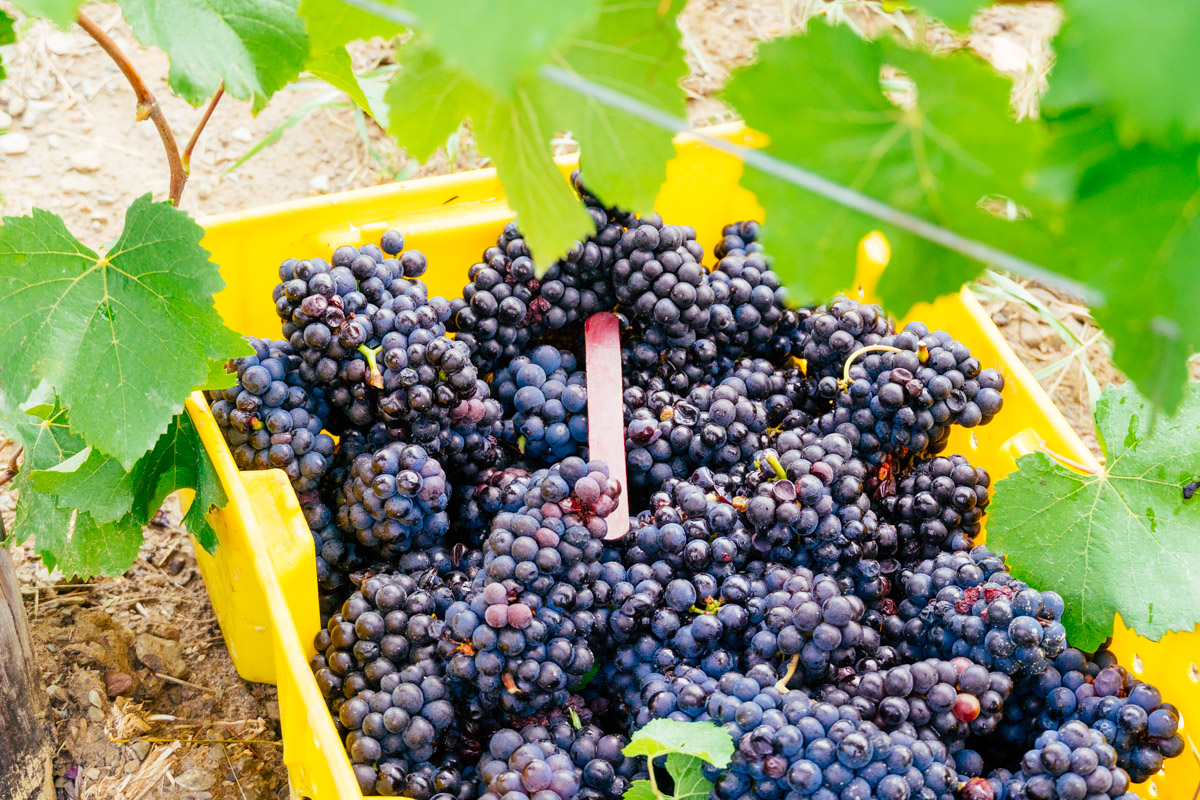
0, 2, 1121, 798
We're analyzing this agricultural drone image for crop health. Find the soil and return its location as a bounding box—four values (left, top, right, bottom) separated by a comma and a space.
0, 2, 1126, 798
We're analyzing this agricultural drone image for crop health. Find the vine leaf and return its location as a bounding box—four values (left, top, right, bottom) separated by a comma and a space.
305, 47, 372, 114
1045, 0, 1200, 143
666, 754, 713, 800
9, 0, 84, 28
31, 446, 132, 523
1033, 114, 1200, 415
385, 0, 688, 263
119, 0, 309, 112
5, 396, 143, 576
623, 720, 733, 768
0, 9, 16, 79
299, 0, 406, 54
0, 195, 249, 468
908, 1, 981, 29
722, 24, 1046, 314
987, 382, 1200, 652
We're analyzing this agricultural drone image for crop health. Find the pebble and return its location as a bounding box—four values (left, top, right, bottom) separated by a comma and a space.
310, 174, 330, 193
58, 172, 96, 193
22, 100, 57, 128
45, 31, 79, 55
131, 741, 151, 761
85, 768, 100, 781
70, 148, 103, 173
88, 689, 103, 708
174, 768, 217, 792
1019, 320, 1043, 349
230, 126, 253, 143
86, 706, 104, 723
134, 632, 189, 678
0, 131, 30, 155
105, 671, 134, 697
24, 166, 43, 177
7, 95, 26, 116
46, 133, 62, 148
0, 110, 11, 128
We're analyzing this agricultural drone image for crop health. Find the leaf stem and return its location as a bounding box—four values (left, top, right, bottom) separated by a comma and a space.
183, 83, 225, 176
1037, 442, 1102, 476
76, 12, 188, 206
647, 755, 665, 799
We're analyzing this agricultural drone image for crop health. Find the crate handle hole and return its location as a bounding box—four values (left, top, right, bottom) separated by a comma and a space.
1132, 653, 1143, 674
1189, 662, 1199, 683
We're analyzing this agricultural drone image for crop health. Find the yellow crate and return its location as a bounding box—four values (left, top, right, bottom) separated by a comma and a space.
186, 123, 1197, 800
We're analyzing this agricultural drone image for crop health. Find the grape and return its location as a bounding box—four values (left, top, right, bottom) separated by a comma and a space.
206, 337, 335, 492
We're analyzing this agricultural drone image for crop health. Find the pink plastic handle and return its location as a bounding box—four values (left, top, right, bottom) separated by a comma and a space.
584, 312, 630, 539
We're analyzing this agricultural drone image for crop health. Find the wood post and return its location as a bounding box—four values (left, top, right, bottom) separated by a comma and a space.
0, 518, 54, 800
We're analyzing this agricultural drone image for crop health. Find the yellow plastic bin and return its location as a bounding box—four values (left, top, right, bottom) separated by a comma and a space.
186, 122, 1198, 799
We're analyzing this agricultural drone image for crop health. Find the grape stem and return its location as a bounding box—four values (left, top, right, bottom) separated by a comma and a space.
357, 345, 384, 389
764, 452, 787, 482
774, 653, 801, 693
646, 755, 666, 799
75, 13, 187, 206
839, 344, 903, 390
182, 83, 225, 177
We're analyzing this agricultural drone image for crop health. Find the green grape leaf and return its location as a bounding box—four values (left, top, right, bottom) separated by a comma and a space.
385, 39, 491, 163
0, 10, 16, 80
1032, 115, 1200, 413
386, 0, 687, 263
126, 413, 224, 552
299, 0, 406, 54
908, 0, 982, 29
623, 782, 658, 800
1045, 0, 1200, 142
198, 357, 237, 391
666, 754, 713, 800
722, 24, 1045, 314
9, 0, 84, 28
623, 720, 733, 768
402, 0, 596, 95
987, 382, 1200, 651
119, 0, 309, 112
17, 492, 144, 578
0, 195, 249, 468
4, 395, 141, 576
30, 446, 132, 523
305, 47, 372, 113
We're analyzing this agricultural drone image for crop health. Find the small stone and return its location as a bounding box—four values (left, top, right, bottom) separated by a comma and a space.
265, 699, 280, 720
46, 133, 62, 148
197, 182, 212, 200
23, 166, 43, 178
45, 31, 78, 55
0, 111, 11, 128
7, 95, 26, 116
58, 172, 96, 193
70, 148, 103, 173
230, 126, 253, 143
85, 767, 100, 781
310, 174, 330, 193
88, 689, 103, 708
1019, 320, 1043, 349
87, 706, 105, 723
21, 100, 56, 128
124, 762, 137, 774
0, 132, 30, 155
174, 768, 217, 792
134, 633, 189, 678
105, 672, 134, 697
97, 192, 118, 205
131, 741, 151, 761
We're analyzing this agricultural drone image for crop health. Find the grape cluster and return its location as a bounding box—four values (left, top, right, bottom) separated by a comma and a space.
336, 442, 451, 560
880, 455, 992, 565
207, 337, 335, 492
494, 346, 589, 464
205, 203, 1181, 800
